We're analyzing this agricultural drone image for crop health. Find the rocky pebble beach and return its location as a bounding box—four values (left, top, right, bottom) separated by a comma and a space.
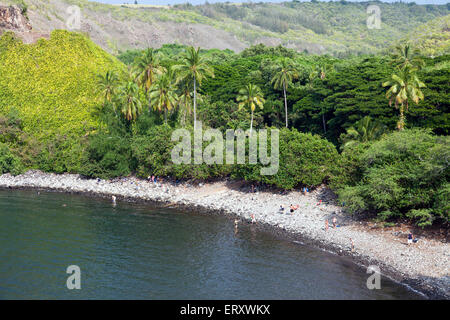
0, 170, 448, 299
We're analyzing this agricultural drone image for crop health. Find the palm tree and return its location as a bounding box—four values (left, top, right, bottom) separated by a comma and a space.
236, 83, 265, 137
313, 63, 334, 81
174, 46, 214, 130
97, 70, 119, 107
149, 67, 179, 124
383, 65, 426, 130
390, 43, 425, 70
177, 78, 193, 127
117, 79, 142, 122
133, 48, 165, 110
271, 58, 298, 128
340, 116, 386, 150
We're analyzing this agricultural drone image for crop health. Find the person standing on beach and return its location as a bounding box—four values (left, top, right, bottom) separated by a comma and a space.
251, 214, 256, 224
332, 216, 337, 228
325, 219, 329, 231
350, 238, 354, 252
407, 232, 413, 245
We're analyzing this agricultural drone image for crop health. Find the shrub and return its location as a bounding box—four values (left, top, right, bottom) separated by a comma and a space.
335, 129, 449, 227
131, 124, 174, 178
37, 135, 85, 174
0, 143, 23, 176
232, 128, 339, 189
131, 124, 228, 180
129, 125, 337, 188
79, 133, 132, 179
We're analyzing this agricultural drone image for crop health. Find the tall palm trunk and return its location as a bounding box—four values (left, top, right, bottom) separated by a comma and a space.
283, 81, 288, 128
250, 109, 254, 138
193, 74, 197, 130
164, 107, 168, 124
147, 90, 152, 113
322, 112, 327, 134
147, 70, 152, 112
398, 104, 405, 130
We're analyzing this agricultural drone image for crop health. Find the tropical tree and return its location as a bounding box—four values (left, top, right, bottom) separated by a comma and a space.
133, 48, 165, 110
174, 46, 214, 129
117, 79, 142, 122
312, 62, 334, 81
236, 83, 265, 137
340, 116, 386, 150
305, 63, 335, 133
383, 65, 426, 130
177, 78, 193, 127
97, 70, 119, 107
390, 43, 425, 70
149, 67, 179, 123
271, 58, 298, 128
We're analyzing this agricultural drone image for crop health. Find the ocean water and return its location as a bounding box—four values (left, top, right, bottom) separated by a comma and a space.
0, 189, 422, 299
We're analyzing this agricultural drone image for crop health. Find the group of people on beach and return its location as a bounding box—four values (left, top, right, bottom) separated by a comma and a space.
324, 216, 338, 231
147, 175, 161, 184
407, 232, 419, 245
278, 204, 300, 214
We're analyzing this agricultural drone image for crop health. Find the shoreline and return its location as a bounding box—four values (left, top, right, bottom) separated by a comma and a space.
0, 170, 448, 299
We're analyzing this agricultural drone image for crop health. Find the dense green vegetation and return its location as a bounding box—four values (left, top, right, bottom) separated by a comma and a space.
334, 129, 449, 227
0, 143, 23, 175
0, 30, 125, 140
0, 29, 448, 227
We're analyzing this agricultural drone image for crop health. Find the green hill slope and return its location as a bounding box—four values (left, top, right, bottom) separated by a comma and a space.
1, 0, 448, 55
0, 30, 125, 140
403, 14, 450, 57
180, 1, 450, 55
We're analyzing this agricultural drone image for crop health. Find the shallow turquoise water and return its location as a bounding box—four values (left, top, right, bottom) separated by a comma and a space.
0, 189, 422, 299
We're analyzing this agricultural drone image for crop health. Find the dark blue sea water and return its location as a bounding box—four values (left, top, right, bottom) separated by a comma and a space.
0, 189, 422, 299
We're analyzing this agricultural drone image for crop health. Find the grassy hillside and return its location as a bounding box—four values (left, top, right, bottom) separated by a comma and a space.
179, 1, 450, 55
0, 30, 125, 140
403, 14, 450, 57
1, 0, 449, 55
